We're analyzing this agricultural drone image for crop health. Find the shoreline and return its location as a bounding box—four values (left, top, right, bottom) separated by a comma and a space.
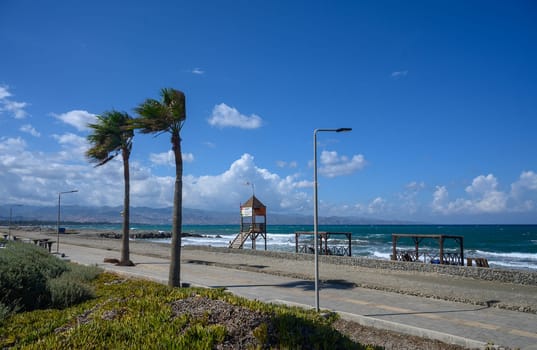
5, 224, 537, 272
4, 227, 537, 315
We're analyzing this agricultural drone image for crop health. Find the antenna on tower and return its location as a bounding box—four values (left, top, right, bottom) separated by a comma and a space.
245, 181, 255, 196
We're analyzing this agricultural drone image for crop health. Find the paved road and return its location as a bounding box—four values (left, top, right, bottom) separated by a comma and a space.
62, 243, 537, 350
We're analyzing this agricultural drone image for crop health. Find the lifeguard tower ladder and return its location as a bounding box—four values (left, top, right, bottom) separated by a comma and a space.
229, 195, 267, 250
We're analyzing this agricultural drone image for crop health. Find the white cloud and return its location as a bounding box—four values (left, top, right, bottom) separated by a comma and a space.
406, 181, 425, 191
318, 150, 366, 177
0, 135, 168, 208
3, 100, 29, 119
150, 151, 194, 166
509, 171, 537, 211
208, 103, 262, 129
191, 68, 205, 75
465, 174, 507, 213
0, 136, 88, 205
353, 197, 389, 216
432, 185, 450, 213
183, 153, 194, 163
52, 132, 89, 159
368, 197, 386, 214
0, 137, 26, 153
183, 153, 311, 212
52, 110, 97, 131
391, 70, 408, 79
351, 172, 537, 220
294, 180, 312, 188
511, 171, 537, 197
432, 174, 508, 214
20, 124, 40, 137
398, 181, 426, 214
53, 132, 87, 147
0, 86, 11, 99
2, 123, 537, 223
276, 160, 298, 168
0, 139, 314, 211
465, 174, 497, 195
150, 151, 172, 165
0, 85, 29, 119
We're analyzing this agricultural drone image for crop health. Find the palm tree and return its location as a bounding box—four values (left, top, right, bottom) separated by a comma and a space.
134, 88, 186, 287
86, 111, 134, 266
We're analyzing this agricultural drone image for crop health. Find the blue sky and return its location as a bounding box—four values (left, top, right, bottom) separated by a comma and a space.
1, 0, 536, 224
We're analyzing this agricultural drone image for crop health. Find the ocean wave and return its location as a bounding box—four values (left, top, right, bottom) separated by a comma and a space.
372, 251, 391, 260
365, 234, 387, 239
267, 233, 295, 238
267, 234, 296, 246
181, 238, 228, 247
488, 260, 537, 270
475, 250, 537, 261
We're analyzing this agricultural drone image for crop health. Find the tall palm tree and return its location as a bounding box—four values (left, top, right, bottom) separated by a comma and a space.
86, 111, 134, 266
134, 88, 186, 287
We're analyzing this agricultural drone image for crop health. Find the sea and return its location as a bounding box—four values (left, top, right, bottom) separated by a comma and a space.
64, 224, 537, 271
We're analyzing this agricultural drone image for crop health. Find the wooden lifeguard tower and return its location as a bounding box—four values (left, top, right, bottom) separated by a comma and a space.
229, 195, 267, 250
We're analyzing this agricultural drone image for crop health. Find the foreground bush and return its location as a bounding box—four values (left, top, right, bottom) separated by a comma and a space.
64, 262, 102, 282
0, 303, 10, 322
0, 241, 100, 319
48, 275, 96, 309
0, 242, 67, 312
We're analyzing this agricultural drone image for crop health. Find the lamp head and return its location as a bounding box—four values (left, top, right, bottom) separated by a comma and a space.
336, 128, 352, 132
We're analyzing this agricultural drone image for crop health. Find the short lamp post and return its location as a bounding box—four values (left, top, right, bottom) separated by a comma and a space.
57, 190, 78, 253
8, 204, 22, 240
313, 128, 352, 312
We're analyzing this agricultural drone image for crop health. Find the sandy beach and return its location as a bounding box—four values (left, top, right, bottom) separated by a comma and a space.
6, 226, 537, 315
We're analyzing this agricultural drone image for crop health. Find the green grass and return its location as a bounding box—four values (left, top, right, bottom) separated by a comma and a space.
0, 273, 381, 349
1, 241, 381, 349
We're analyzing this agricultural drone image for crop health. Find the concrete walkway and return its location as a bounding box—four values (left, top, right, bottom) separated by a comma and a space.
60, 243, 537, 350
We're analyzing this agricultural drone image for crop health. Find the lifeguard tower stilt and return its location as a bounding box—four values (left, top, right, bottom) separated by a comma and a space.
229, 195, 267, 250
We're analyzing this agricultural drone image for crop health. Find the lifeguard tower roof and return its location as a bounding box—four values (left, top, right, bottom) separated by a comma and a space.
242, 195, 266, 210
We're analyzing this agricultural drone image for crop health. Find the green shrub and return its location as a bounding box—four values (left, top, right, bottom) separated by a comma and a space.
0, 302, 10, 324
48, 275, 95, 309
177, 324, 227, 349
0, 242, 68, 311
64, 263, 102, 282
1, 241, 67, 278
0, 242, 99, 312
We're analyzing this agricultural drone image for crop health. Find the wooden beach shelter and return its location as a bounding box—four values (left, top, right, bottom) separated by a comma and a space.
391, 234, 464, 265
295, 231, 352, 256
228, 195, 267, 250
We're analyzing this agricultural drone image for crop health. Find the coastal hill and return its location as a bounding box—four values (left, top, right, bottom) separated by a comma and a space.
0, 205, 413, 225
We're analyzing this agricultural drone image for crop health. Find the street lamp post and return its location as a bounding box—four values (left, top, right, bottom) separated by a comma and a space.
57, 190, 78, 253
8, 204, 22, 240
313, 127, 352, 312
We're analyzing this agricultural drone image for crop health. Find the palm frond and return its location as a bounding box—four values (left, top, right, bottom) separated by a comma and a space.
86, 110, 134, 166
133, 88, 186, 135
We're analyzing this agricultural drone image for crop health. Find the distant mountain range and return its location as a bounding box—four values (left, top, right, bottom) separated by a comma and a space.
0, 205, 415, 225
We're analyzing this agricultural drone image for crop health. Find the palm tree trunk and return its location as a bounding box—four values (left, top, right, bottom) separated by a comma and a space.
120, 148, 132, 266
169, 130, 183, 287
